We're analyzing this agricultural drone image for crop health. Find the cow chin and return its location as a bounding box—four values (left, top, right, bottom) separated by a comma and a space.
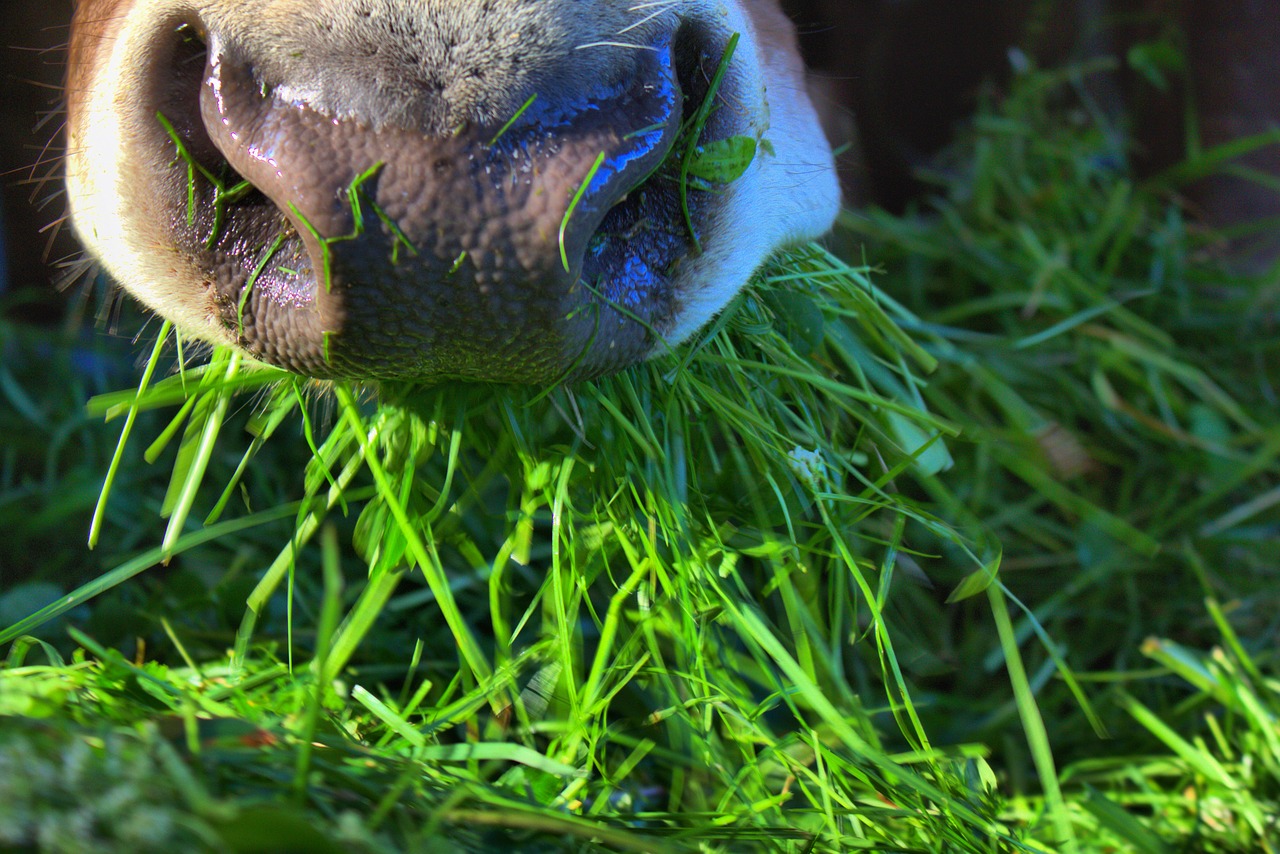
65, 0, 840, 384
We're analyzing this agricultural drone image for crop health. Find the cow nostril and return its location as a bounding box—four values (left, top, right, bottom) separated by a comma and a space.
136, 23, 329, 373
579, 24, 752, 308
672, 21, 746, 146
156, 26, 228, 186
152, 22, 275, 242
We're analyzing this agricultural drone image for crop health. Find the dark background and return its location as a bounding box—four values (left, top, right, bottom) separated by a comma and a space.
1, 0, 76, 320
784, 0, 1280, 235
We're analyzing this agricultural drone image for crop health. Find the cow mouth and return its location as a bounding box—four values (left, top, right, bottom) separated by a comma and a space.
149, 21, 742, 384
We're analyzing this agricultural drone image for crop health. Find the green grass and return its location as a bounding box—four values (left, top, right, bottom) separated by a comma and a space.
3, 42, 1280, 854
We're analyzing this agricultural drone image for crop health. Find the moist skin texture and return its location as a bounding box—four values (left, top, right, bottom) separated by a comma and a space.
66, 0, 841, 384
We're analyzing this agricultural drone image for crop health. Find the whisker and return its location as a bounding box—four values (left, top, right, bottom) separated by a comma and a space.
575, 41, 661, 52
620, 1, 679, 34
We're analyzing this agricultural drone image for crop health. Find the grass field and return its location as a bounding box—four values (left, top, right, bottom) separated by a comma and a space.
2, 38, 1279, 854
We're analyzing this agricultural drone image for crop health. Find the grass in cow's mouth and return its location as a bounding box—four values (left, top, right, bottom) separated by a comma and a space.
4, 39, 1280, 854
7, 246, 1013, 849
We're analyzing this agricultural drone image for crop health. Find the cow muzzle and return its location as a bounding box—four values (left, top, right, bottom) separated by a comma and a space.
66, 1, 840, 383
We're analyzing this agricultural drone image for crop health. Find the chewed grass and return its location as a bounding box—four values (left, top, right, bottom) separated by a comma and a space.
6, 246, 1023, 851
4, 44, 1280, 854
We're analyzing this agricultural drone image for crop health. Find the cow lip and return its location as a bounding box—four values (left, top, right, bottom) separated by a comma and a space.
157, 22, 735, 382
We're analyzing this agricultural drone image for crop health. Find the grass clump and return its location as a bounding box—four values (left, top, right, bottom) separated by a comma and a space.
7, 243, 1027, 851
841, 50, 1280, 850
3, 33, 1279, 854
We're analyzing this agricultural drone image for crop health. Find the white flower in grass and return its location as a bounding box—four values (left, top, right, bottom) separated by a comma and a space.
787, 446, 826, 490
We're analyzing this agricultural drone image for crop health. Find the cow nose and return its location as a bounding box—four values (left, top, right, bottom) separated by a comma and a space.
191, 29, 686, 384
